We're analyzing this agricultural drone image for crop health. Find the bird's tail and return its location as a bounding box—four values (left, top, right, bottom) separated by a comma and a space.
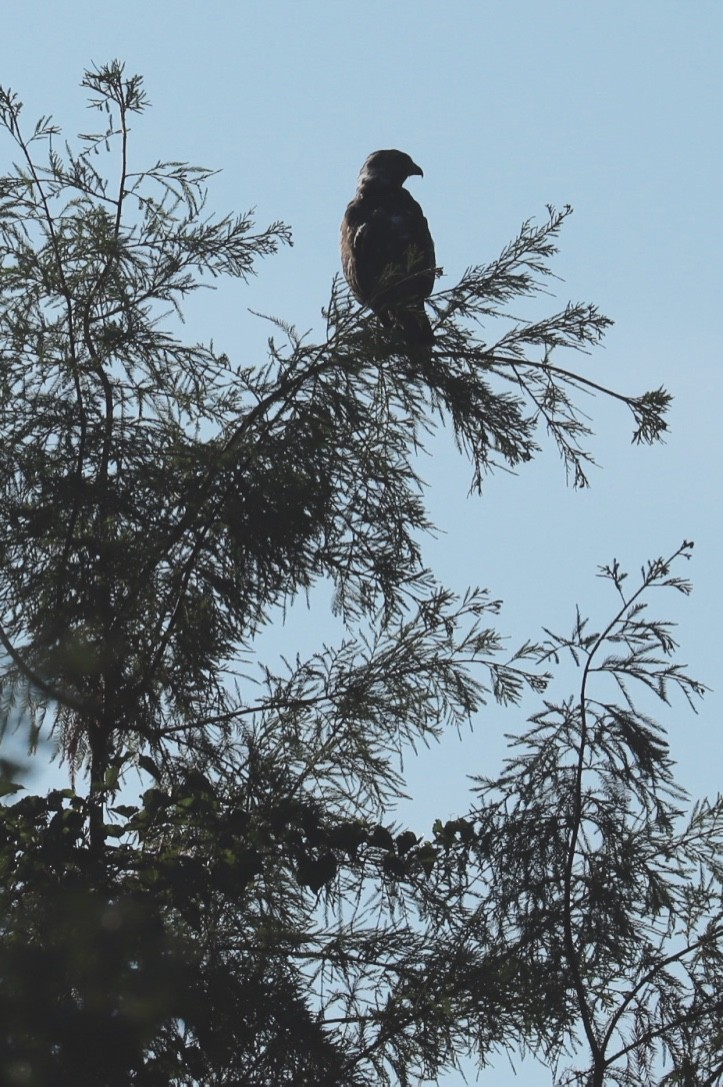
394, 305, 433, 350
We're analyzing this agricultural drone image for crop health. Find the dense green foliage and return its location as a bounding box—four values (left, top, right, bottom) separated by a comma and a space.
1, 63, 721, 1086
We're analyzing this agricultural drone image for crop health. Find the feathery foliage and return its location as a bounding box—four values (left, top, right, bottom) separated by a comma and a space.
0, 63, 718, 1087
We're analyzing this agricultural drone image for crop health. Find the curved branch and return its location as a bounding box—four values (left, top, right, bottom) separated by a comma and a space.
7, 108, 90, 617
0, 618, 87, 714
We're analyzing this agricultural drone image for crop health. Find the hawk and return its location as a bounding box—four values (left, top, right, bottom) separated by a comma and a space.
341, 149, 436, 349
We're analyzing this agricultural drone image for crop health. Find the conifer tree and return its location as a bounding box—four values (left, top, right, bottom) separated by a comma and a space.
2, 63, 720, 1087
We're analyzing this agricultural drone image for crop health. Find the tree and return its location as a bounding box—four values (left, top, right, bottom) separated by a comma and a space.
1, 62, 720, 1086
421, 542, 723, 1086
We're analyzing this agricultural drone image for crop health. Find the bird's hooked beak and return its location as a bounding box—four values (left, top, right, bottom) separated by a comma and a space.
409, 161, 424, 178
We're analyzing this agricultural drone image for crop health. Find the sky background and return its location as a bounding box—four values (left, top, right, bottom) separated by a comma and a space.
2, 2, 722, 1083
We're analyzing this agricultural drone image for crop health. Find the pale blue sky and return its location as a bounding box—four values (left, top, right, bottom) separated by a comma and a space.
2, 3, 723, 1083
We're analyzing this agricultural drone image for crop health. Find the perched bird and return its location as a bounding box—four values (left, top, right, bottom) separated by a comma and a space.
341, 149, 436, 349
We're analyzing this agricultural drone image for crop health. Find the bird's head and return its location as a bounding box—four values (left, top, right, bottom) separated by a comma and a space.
357, 149, 424, 189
